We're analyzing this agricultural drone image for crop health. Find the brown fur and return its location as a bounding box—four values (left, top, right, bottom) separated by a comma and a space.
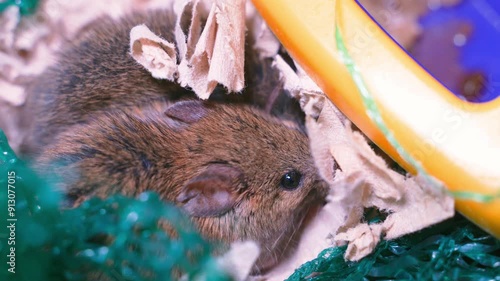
36, 100, 327, 271
23, 9, 328, 273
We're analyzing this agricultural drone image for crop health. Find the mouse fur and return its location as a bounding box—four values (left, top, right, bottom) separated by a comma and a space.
35, 99, 328, 272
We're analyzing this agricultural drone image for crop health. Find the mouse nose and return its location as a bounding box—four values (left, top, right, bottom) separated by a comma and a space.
314, 178, 330, 199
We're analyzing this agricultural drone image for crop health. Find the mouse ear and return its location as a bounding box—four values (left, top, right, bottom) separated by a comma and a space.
164, 100, 212, 124
176, 164, 244, 217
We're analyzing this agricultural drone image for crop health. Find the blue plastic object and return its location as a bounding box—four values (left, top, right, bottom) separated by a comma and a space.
420, 0, 500, 102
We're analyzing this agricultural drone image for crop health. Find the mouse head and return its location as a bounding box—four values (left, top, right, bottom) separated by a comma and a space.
164, 100, 329, 272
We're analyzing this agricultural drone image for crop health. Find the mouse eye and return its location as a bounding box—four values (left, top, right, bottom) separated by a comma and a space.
280, 170, 302, 190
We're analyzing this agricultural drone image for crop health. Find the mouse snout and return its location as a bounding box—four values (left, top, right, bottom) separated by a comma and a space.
315, 178, 330, 199
306, 178, 329, 206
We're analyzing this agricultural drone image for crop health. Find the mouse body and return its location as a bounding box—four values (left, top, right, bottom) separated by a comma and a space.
21, 10, 192, 154
36, 99, 328, 271
23, 9, 329, 272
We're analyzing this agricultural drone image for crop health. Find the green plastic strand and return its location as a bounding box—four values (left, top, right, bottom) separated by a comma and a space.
0, 0, 39, 15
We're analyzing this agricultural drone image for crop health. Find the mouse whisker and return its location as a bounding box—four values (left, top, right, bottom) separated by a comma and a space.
278, 209, 308, 260
271, 226, 287, 249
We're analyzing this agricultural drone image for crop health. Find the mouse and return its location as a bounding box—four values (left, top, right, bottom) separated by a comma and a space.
35, 99, 328, 272
21, 9, 330, 273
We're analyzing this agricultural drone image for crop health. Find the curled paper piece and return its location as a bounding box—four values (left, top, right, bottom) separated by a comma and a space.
130, 24, 178, 80
245, 2, 280, 60
217, 241, 260, 281
0, 81, 25, 106
14, 18, 51, 54
0, 6, 20, 51
273, 55, 323, 97
0, 52, 23, 82
335, 223, 383, 262
175, 0, 246, 99
273, 55, 327, 120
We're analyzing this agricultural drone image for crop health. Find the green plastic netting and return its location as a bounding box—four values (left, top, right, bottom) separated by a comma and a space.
0, 0, 39, 15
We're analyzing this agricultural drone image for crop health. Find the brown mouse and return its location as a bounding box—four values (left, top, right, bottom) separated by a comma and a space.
22, 9, 329, 273
35, 99, 328, 272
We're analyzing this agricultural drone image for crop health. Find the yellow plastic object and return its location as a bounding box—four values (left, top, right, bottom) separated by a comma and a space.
252, 0, 500, 238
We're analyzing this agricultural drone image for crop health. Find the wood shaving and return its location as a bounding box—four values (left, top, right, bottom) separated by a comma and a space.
130, 24, 178, 80
245, 3, 280, 60
217, 241, 261, 281
0, 6, 20, 52
0, 81, 25, 106
132, 0, 246, 99
173, 0, 245, 99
